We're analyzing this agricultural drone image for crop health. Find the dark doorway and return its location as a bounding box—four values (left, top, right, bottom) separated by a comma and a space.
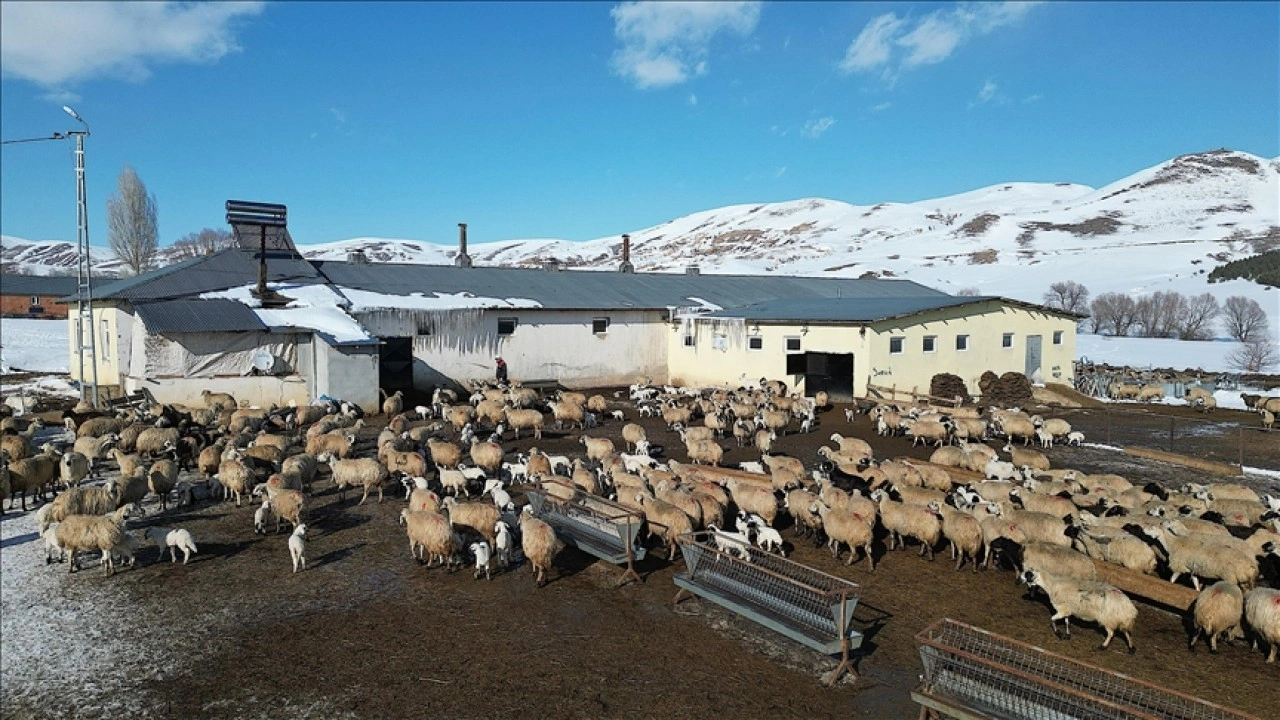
788, 351, 854, 402
378, 337, 414, 394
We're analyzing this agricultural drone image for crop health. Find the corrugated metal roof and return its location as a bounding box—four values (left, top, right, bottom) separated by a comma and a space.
134, 299, 268, 333
1, 274, 80, 297
701, 295, 1081, 323
64, 248, 326, 302
313, 261, 946, 310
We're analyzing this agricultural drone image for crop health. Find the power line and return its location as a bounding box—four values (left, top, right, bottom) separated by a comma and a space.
0, 133, 66, 145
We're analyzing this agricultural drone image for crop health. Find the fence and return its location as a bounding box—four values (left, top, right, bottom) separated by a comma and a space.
672, 531, 863, 685
525, 482, 645, 587
1053, 406, 1278, 473
914, 618, 1259, 720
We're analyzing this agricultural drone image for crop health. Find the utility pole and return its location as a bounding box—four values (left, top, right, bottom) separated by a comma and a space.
65, 106, 99, 408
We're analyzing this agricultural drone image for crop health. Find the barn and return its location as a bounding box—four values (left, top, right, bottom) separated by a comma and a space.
0, 274, 78, 319
63, 237, 1078, 409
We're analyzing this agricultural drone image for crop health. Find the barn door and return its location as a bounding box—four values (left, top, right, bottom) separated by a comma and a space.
1025, 335, 1043, 383
378, 337, 414, 393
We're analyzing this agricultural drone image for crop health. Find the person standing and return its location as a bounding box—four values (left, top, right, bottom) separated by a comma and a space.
495, 357, 508, 383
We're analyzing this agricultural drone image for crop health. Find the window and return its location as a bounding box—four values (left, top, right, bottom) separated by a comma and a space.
30, 295, 39, 305
785, 336, 801, 352
748, 336, 764, 351
592, 317, 609, 334
1002, 332, 1014, 348
956, 335, 969, 351
923, 335, 937, 353
100, 319, 110, 356
683, 332, 695, 347
497, 317, 517, 336
1053, 330, 1064, 345
889, 336, 904, 354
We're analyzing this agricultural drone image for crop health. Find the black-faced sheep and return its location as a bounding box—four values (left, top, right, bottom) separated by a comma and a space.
1021, 569, 1137, 653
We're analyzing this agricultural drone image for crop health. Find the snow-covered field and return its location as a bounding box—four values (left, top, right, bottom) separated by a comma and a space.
0, 318, 69, 373
1076, 333, 1276, 374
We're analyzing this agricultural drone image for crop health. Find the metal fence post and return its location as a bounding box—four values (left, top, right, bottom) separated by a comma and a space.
1168, 415, 1175, 452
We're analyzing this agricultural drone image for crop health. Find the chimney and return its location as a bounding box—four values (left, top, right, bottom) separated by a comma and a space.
455, 222, 472, 268
347, 249, 369, 265
685, 265, 700, 275
542, 258, 560, 271
618, 233, 634, 274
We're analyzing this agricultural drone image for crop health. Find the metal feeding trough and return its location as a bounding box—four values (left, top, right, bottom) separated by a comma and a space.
672, 531, 863, 685
526, 483, 646, 586
914, 618, 1259, 720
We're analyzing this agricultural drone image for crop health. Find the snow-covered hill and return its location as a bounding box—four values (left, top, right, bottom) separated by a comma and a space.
4, 150, 1278, 313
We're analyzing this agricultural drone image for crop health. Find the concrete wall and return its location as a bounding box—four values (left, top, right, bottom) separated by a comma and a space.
313, 340, 380, 413
666, 300, 1076, 397
68, 301, 131, 387
357, 308, 669, 389
125, 374, 310, 409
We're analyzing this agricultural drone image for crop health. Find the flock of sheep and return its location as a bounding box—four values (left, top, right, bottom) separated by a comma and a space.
2, 376, 1279, 672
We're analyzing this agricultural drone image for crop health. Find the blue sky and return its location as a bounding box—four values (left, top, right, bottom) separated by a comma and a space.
1, 1, 1276, 248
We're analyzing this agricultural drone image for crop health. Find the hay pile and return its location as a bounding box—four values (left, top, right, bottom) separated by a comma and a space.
929, 373, 972, 406
980, 371, 1033, 407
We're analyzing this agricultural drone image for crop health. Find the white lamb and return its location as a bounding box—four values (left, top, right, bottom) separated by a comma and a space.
707, 524, 753, 562
752, 525, 787, 556
289, 524, 308, 573
471, 540, 493, 580
735, 511, 770, 536
494, 520, 514, 568
254, 499, 274, 535
1066, 431, 1085, 447
609, 410, 624, 422
143, 526, 199, 564
483, 478, 515, 512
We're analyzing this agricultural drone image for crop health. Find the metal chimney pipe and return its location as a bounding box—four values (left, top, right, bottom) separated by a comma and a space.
455, 222, 472, 268
622, 234, 630, 262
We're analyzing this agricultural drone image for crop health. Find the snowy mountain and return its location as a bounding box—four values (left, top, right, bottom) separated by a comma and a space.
4, 150, 1277, 313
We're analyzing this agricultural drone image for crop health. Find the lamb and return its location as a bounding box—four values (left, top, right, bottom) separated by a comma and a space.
494, 520, 514, 568
983, 459, 1021, 483
1243, 587, 1280, 663
926, 500, 983, 572
143, 526, 199, 564
254, 499, 274, 535
441, 496, 500, 546
53, 503, 143, 574
328, 457, 390, 504
482, 478, 515, 512
470, 540, 493, 580
811, 500, 876, 569
707, 524, 754, 561
1020, 569, 1137, 653
519, 506, 563, 587
1189, 581, 1244, 653
871, 489, 943, 560
1066, 431, 1085, 447
288, 524, 308, 573
1035, 428, 1054, 449
634, 492, 694, 561
724, 479, 777, 527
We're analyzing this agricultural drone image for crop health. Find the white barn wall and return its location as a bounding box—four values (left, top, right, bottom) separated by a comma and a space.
314, 340, 379, 412
126, 374, 310, 409
358, 308, 668, 389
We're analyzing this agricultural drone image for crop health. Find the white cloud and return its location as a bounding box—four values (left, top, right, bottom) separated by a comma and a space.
610, 1, 761, 89
802, 116, 836, 139
40, 88, 82, 104
0, 1, 264, 87
688, 93, 698, 106
969, 79, 998, 107
1023, 93, 1043, 103
839, 2, 1039, 80
773, 166, 787, 178
871, 101, 892, 112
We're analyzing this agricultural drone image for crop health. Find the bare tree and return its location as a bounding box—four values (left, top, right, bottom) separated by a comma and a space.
1173, 292, 1219, 340
1089, 292, 1138, 336
106, 165, 158, 275
1226, 331, 1279, 373
1043, 280, 1090, 316
1221, 296, 1271, 341
1134, 291, 1186, 338
171, 228, 235, 261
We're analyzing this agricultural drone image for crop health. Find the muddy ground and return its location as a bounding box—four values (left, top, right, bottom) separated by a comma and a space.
2, 394, 1278, 720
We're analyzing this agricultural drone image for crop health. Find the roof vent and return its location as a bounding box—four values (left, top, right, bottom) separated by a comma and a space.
618, 233, 634, 274
455, 222, 472, 268
347, 249, 369, 265
685, 265, 700, 275
542, 259, 561, 271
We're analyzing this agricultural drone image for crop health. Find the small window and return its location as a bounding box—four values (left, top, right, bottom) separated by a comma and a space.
748, 336, 763, 351
592, 317, 609, 334
100, 319, 110, 356
683, 333, 695, 347
1052, 330, 1064, 345
923, 335, 937, 353
1002, 333, 1014, 348
785, 336, 801, 352
497, 317, 517, 336
30, 295, 39, 305
889, 336, 904, 354
956, 334, 969, 351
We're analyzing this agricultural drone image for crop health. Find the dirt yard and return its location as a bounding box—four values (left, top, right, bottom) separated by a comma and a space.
2, 394, 1277, 720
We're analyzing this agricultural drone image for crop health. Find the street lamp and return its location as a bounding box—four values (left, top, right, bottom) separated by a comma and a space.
64, 105, 99, 408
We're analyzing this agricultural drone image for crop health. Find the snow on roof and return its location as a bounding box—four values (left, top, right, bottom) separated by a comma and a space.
339, 287, 543, 312
201, 283, 375, 345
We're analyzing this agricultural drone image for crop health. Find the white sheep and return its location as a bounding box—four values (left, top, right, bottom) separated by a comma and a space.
1021, 569, 1138, 653
1244, 587, 1280, 663
520, 506, 563, 587
706, 524, 753, 562
483, 478, 515, 512
42, 525, 65, 564
751, 524, 786, 556
289, 524, 308, 573
254, 499, 274, 535
470, 540, 492, 580
143, 526, 199, 564
494, 520, 514, 568
1189, 581, 1243, 653
1066, 431, 1085, 447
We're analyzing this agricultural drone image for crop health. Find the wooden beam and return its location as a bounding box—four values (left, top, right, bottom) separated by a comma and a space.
1090, 558, 1198, 612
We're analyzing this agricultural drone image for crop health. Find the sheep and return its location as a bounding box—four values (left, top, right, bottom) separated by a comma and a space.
216, 455, 255, 507
685, 439, 724, 466
1141, 524, 1259, 590
202, 390, 237, 410
59, 451, 92, 489
494, 520, 514, 568
519, 506, 563, 587
329, 458, 389, 504
983, 459, 1021, 483
678, 425, 716, 445
306, 432, 356, 459
289, 524, 308, 573
425, 439, 463, 470
1003, 441, 1050, 471
634, 492, 693, 561
707, 524, 754, 562
1035, 428, 1054, 449
754, 429, 776, 454
143, 526, 199, 564
989, 503, 1075, 549
503, 408, 544, 440
1137, 384, 1165, 403
1185, 482, 1260, 504
5, 452, 58, 511
995, 415, 1037, 446
580, 436, 616, 465
400, 508, 460, 569
281, 453, 319, 493
40, 484, 122, 535
1243, 587, 1280, 662
380, 389, 404, 416
1073, 529, 1161, 576
548, 400, 586, 431
1066, 431, 1085, 447
907, 419, 950, 448
1020, 570, 1137, 653
259, 484, 306, 533
811, 500, 876, 569
470, 540, 493, 580
75, 416, 129, 439
53, 504, 143, 574
871, 489, 943, 560
441, 496, 500, 547
1192, 396, 1217, 413
927, 500, 983, 572
42, 525, 65, 564
784, 488, 822, 539
72, 434, 117, 471
1262, 409, 1276, 430
1008, 486, 1079, 523
1189, 581, 1244, 653
254, 499, 274, 535
1019, 541, 1097, 582
147, 458, 180, 511
724, 479, 777, 527
134, 427, 179, 458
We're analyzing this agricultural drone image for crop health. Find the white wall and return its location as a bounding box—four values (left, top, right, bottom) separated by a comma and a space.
126, 375, 310, 409
313, 340, 380, 412
358, 308, 669, 389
